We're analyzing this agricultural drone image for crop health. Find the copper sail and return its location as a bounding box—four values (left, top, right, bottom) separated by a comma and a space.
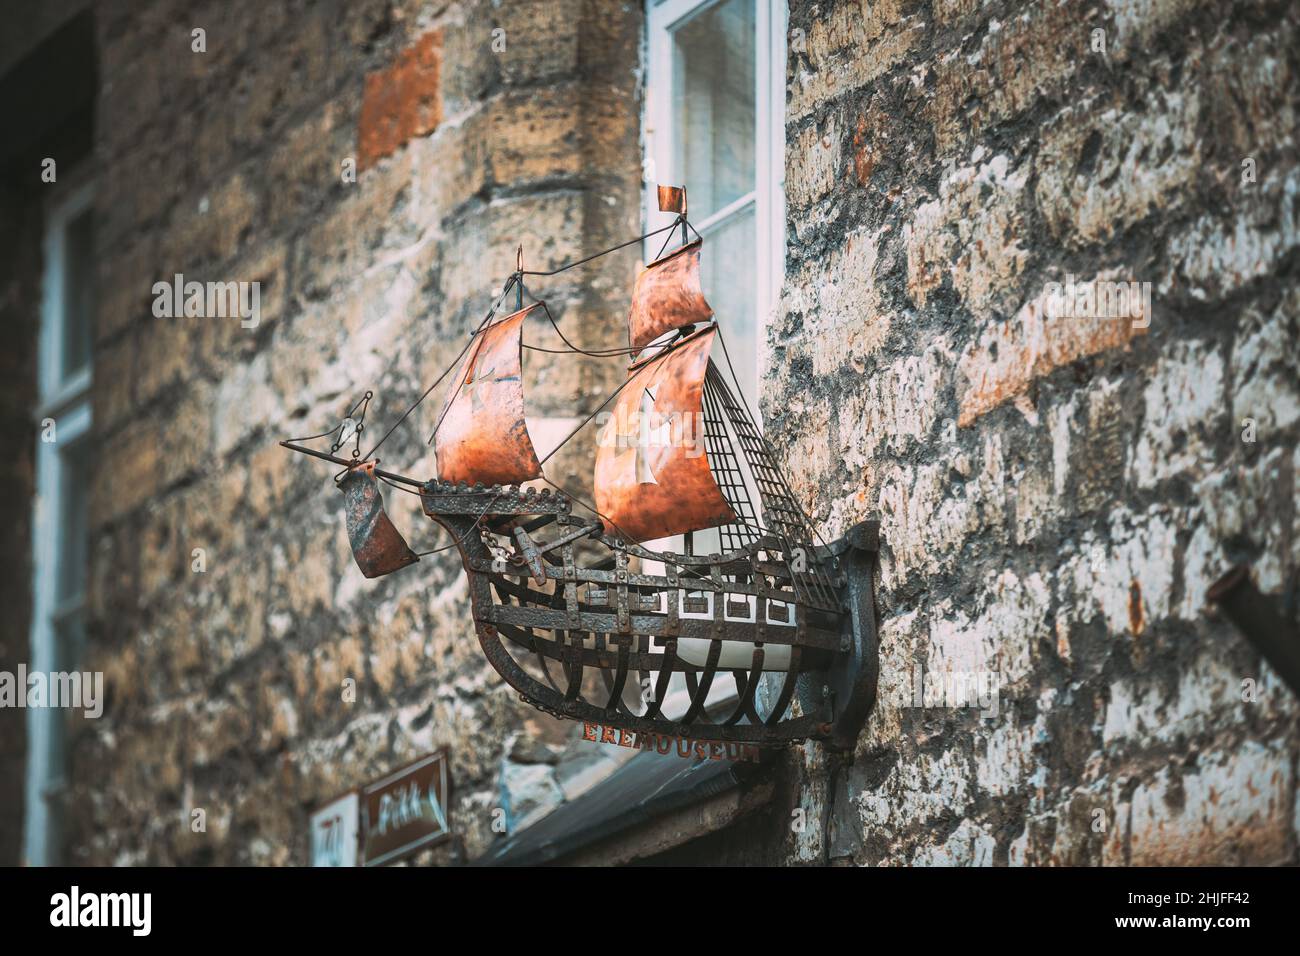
627, 240, 713, 355
434, 304, 543, 486
339, 462, 419, 578
594, 327, 736, 543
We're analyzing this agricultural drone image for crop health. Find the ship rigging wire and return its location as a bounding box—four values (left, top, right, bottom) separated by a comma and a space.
372, 217, 689, 459
287, 211, 832, 587
359, 273, 521, 463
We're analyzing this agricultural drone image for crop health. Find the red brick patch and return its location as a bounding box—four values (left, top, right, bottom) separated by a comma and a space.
357, 29, 444, 171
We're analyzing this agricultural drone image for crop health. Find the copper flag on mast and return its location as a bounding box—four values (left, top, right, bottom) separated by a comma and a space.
594, 327, 736, 543
434, 304, 543, 487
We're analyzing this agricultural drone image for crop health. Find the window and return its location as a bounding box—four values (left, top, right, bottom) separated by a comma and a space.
638, 0, 788, 715
25, 179, 95, 866
644, 0, 787, 403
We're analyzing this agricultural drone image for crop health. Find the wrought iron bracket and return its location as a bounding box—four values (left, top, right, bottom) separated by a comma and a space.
815, 519, 880, 750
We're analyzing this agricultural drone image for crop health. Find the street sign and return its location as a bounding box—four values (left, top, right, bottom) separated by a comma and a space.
361, 750, 451, 866
310, 791, 360, 867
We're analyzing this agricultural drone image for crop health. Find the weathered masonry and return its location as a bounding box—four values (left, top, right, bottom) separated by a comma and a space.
1, 0, 1295, 866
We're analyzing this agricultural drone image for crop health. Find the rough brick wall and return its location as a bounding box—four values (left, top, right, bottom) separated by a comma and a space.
770, 0, 1299, 865
74, 0, 643, 865
16, 0, 1297, 867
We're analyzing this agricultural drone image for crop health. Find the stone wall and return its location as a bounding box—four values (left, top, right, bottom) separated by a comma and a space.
771, 0, 1300, 865
8, 0, 1297, 867
71, 0, 644, 865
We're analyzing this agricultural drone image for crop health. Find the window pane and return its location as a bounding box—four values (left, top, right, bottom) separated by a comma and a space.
55, 438, 91, 604
672, 0, 755, 220
61, 207, 95, 380
700, 206, 757, 400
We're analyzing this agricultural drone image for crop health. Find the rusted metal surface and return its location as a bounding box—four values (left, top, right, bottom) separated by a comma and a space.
511, 525, 548, 583
285, 186, 881, 754
418, 477, 878, 747
320, 338, 874, 750
338, 461, 419, 578
434, 304, 543, 486
627, 240, 713, 354
594, 327, 736, 543
658, 184, 686, 215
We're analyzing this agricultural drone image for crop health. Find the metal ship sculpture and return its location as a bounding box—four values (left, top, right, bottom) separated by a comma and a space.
282, 187, 879, 751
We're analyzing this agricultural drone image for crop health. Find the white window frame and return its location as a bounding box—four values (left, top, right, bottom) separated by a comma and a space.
25, 178, 95, 867
643, 0, 787, 405
37, 180, 96, 417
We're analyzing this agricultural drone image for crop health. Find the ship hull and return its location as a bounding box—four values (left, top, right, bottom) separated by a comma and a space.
421, 480, 874, 747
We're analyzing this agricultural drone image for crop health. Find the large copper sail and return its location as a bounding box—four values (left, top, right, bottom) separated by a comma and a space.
595, 327, 736, 543
627, 240, 713, 355
435, 304, 542, 486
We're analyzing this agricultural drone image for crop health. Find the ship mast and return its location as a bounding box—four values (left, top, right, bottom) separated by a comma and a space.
280, 186, 833, 592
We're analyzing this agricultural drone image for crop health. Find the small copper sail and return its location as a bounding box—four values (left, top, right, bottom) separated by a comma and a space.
627, 240, 713, 355
338, 462, 419, 578
434, 304, 543, 486
595, 327, 736, 543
